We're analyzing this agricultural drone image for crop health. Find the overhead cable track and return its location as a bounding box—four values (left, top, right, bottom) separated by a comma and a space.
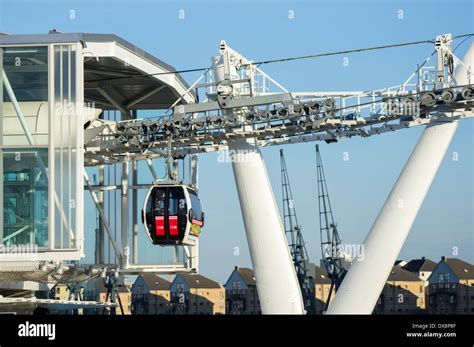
84, 33, 474, 165
84, 34, 473, 83
85, 83, 474, 164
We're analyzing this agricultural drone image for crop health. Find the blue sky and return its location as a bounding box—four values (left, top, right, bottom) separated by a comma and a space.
1, 0, 473, 283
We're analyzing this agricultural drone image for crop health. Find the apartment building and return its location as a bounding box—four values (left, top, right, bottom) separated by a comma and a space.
224, 266, 261, 314
428, 256, 474, 314
169, 273, 225, 314
374, 266, 425, 314
131, 274, 171, 314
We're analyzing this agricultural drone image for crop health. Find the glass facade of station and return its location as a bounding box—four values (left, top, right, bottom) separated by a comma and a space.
0, 42, 83, 258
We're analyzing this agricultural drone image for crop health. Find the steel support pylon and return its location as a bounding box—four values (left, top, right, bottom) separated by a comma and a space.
229, 138, 304, 314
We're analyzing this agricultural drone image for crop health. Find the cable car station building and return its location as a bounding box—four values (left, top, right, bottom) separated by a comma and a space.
0, 32, 196, 287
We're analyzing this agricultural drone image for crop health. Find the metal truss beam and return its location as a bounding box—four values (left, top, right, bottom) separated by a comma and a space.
97, 86, 127, 114
84, 170, 123, 262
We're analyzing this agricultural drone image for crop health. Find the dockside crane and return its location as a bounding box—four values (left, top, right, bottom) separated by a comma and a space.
280, 149, 315, 313
315, 144, 347, 310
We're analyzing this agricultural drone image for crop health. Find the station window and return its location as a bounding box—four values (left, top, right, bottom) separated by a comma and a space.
2, 149, 48, 247
52, 44, 79, 250
1, 46, 48, 105
1, 43, 82, 255
1, 46, 49, 248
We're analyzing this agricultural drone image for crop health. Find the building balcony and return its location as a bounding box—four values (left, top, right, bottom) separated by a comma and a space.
429, 283, 457, 294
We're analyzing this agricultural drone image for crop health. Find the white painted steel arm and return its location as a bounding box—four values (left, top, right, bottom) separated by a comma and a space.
327, 43, 474, 314
229, 138, 304, 314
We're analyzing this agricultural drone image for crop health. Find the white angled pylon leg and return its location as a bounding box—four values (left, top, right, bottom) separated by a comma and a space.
327, 43, 474, 314
228, 138, 305, 314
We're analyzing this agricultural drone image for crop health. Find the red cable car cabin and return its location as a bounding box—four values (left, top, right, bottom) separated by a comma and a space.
142, 184, 204, 246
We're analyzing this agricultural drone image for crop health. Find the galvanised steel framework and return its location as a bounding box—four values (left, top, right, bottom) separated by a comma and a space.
85, 35, 473, 165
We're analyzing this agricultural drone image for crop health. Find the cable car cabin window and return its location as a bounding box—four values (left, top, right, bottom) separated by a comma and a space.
168, 187, 187, 239
189, 191, 203, 220
153, 189, 166, 216
145, 194, 153, 232
147, 188, 166, 239
188, 189, 204, 237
